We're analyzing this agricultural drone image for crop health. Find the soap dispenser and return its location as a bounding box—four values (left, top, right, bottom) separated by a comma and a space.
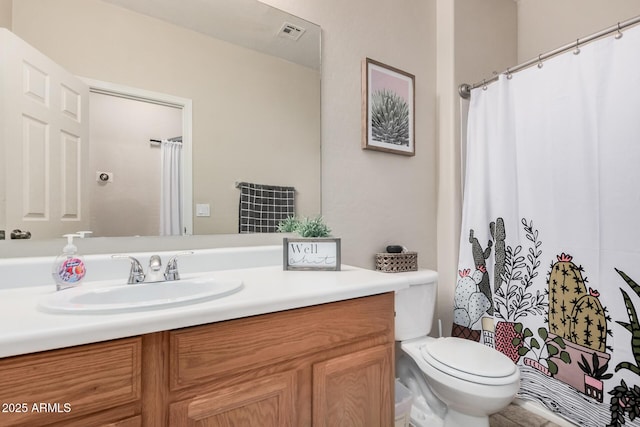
52, 233, 86, 291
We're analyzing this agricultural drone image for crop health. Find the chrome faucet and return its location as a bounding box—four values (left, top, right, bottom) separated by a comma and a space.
164, 251, 194, 281
112, 251, 194, 284
111, 255, 145, 284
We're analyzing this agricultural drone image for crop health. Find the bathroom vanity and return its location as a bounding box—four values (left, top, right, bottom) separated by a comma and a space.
0, 294, 393, 426
0, 247, 408, 426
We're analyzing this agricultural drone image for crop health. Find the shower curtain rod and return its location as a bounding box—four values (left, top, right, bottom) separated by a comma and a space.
150, 137, 182, 145
458, 14, 640, 99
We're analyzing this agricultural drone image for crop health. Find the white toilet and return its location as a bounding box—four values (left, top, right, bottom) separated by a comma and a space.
394, 270, 520, 427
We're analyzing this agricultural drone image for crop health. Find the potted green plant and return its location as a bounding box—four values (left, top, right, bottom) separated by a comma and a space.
608, 269, 640, 427
578, 352, 613, 402
512, 324, 571, 376
278, 216, 331, 237
278, 216, 341, 271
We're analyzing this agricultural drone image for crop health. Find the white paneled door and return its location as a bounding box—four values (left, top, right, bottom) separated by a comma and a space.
0, 29, 90, 239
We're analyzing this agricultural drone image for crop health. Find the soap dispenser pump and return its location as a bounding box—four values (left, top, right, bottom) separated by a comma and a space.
52, 233, 86, 291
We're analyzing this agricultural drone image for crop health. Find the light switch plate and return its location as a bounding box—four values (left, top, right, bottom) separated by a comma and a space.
196, 203, 211, 217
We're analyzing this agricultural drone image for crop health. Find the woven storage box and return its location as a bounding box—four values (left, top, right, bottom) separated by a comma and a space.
375, 252, 418, 273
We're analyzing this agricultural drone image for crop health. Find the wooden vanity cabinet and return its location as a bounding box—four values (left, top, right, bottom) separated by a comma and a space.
0, 292, 395, 427
161, 292, 395, 427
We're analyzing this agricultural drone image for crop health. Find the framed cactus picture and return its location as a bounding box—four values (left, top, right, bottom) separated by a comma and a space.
361, 58, 415, 156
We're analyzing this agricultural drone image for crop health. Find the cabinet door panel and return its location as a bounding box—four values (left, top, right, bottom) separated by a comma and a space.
313, 344, 393, 427
169, 370, 297, 427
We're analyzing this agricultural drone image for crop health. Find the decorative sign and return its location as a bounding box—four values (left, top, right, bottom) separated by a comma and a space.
283, 238, 341, 271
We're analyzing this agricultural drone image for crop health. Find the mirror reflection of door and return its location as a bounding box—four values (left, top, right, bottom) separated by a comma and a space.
1, 29, 188, 239
1, 28, 90, 239
89, 91, 182, 237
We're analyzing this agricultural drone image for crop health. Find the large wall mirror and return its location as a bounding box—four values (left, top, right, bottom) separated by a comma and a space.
0, 0, 321, 241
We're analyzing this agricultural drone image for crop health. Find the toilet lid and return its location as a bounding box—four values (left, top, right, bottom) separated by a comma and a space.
422, 337, 517, 378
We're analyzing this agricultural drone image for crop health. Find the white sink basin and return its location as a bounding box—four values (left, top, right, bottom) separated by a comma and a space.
38, 275, 243, 314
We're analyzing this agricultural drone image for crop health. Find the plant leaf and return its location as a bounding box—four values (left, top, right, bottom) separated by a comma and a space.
538, 328, 549, 341
552, 336, 567, 349
592, 352, 600, 373
560, 351, 572, 364
578, 355, 590, 374
530, 338, 540, 349
548, 360, 558, 375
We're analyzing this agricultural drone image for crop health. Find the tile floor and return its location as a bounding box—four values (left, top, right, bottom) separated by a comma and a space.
490, 404, 563, 427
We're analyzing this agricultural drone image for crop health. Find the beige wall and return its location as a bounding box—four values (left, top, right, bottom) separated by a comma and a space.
260, 0, 438, 272
518, 0, 640, 62
0, 0, 10, 29
436, 0, 458, 336
9, 0, 320, 235
456, 0, 518, 85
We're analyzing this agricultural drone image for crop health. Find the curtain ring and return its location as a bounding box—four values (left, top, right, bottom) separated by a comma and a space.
573, 39, 581, 55
505, 68, 513, 80
482, 79, 488, 91
615, 22, 624, 39
537, 55, 544, 69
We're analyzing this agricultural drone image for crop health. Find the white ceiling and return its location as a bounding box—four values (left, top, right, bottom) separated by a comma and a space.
101, 0, 321, 70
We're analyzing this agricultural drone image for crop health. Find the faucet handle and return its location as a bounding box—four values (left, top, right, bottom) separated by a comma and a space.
111, 255, 145, 284
164, 251, 194, 281
148, 255, 162, 272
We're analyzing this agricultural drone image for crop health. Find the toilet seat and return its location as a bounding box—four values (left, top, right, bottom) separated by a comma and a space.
420, 337, 518, 386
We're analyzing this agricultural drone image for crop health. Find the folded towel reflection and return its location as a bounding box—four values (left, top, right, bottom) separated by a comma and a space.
237, 182, 295, 233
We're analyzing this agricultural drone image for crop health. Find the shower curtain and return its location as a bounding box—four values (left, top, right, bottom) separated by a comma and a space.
160, 140, 183, 236
455, 26, 640, 426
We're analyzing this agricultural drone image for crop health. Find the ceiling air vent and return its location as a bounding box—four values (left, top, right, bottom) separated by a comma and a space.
278, 22, 306, 41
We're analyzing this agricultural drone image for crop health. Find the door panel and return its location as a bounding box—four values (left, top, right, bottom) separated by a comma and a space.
61, 130, 81, 219
22, 114, 49, 219
0, 28, 89, 239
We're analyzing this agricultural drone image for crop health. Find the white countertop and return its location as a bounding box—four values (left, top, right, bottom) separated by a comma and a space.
0, 265, 415, 358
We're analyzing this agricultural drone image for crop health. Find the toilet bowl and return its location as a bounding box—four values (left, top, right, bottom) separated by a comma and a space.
394, 270, 520, 427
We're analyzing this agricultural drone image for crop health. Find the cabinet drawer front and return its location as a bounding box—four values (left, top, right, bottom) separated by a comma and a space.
170, 293, 394, 390
0, 338, 141, 425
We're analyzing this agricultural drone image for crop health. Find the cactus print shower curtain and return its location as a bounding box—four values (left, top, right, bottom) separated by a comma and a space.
455, 25, 640, 427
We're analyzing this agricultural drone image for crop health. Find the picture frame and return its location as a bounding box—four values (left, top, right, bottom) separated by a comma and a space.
362, 58, 415, 156
283, 237, 341, 271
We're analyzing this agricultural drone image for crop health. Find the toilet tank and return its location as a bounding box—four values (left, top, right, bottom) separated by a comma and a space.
394, 270, 438, 341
